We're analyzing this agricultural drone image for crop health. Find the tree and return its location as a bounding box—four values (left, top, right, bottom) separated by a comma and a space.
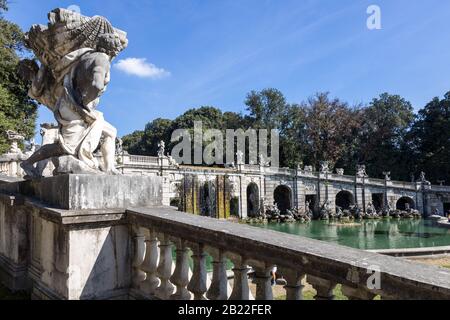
357, 93, 415, 179
121, 130, 144, 154
245, 88, 288, 129
0, 1, 38, 154
140, 118, 173, 156
279, 103, 308, 168
300, 93, 362, 169
409, 92, 450, 183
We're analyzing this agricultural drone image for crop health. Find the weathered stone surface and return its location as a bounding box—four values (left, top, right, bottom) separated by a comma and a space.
20, 8, 128, 178
0, 174, 163, 210
128, 206, 450, 300
53, 155, 99, 175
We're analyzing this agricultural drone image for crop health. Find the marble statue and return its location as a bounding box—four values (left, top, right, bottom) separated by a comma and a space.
419, 172, 429, 183
6, 130, 25, 155
366, 202, 375, 216
320, 161, 330, 173
383, 171, 391, 181
18, 8, 128, 179
115, 138, 123, 155
336, 168, 344, 176
168, 155, 180, 168
356, 165, 368, 178
157, 140, 165, 158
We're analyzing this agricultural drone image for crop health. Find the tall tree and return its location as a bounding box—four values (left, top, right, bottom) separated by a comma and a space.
409, 92, 450, 183
357, 93, 414, 179
300, 93, 362, 169
0, 1, 38, 154
245, 88, 288, 129
121, 130, 144, 154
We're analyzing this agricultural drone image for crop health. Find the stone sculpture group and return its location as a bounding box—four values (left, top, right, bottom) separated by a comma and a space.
18, 8, 128, 179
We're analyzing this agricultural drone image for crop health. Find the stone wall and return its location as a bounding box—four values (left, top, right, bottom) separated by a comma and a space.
0, 174, 163, 300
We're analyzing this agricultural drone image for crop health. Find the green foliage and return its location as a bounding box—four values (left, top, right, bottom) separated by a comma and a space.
122, 88, 450, 183
357, 93, 415, 179
0, 2, 37, 154
409, 92, 450, 182
245, 88, 287, 129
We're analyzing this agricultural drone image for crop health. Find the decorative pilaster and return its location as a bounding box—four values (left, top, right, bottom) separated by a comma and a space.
170, 238, 192, 300
308, 275, 337, 300
155, 234, 174, 299
250, 261, 274, 300
140, 230, 160, 295
132, 229, 147, 288
206, 247, 229, 300
278, 267, 305, 300
187, 243, 208, 300
228, 254, 250, 300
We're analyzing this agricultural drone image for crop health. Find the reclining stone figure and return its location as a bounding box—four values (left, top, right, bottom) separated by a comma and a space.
18, 8, 128, 179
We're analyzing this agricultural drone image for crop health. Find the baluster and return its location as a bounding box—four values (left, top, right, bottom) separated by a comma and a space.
249, 260, 274, 300
170, 238, 192, 300
155, 233, 175, 299
132, 228, 147, 288
278, 267, 306, 300
227, 253, 251, 300
341, 285, 376, 300
187, 243, 208, 300
140, 229, 160, 295
308, 275, 337, 300
206, 247, 229, 300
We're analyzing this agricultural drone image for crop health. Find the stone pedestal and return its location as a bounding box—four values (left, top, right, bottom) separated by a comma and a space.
0, 174, 162, 210
0, 174, 163, 300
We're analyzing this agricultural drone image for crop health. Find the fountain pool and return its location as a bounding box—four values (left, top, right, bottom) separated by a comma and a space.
249, 219, 450, 250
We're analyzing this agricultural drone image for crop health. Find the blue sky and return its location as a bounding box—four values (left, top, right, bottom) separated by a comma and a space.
5, 0, 450, 140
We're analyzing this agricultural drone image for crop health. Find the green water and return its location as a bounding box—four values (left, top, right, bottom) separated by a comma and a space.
250, 219, 450, 250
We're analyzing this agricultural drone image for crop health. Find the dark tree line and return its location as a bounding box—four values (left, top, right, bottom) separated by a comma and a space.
123, 88, 450, 184
0, 0, 37, 154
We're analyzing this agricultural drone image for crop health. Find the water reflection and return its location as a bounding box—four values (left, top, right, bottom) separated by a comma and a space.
250, 219, 450, 250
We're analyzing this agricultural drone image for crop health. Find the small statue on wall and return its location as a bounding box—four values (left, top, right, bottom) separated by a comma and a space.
157, 140, 166, 158
320, 161, 330, 173
356, 165, 368, 178
6, 130, 25, 155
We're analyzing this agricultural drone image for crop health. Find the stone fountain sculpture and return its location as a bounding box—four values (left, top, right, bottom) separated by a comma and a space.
18, 8, 128, 179
5, 130, 25, 155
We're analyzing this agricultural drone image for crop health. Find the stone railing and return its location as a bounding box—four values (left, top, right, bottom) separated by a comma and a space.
389, 180, 417, 190
0, 156, 24, 178
430, 185, 450, 193
126, 155, 160, 165
128, 207, 450, 300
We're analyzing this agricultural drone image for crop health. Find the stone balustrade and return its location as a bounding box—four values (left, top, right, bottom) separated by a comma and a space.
128, 207, 450, 300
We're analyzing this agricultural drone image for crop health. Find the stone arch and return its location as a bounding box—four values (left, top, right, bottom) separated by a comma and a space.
246, 182, 260, 217
396, 196, 415, 210
335, 190, 355, 210
274, 185, 292, 214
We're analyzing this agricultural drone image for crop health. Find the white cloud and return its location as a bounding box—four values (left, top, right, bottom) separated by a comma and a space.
114, 58, 170, 79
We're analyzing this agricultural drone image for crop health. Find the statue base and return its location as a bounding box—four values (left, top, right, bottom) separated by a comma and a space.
53, 155, 99, 175
0, 173, 163, 210
0, 173, 164, 299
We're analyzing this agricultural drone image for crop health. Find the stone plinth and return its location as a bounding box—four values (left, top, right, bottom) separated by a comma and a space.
0, 174, 163, 210
0, 174, 163, 300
